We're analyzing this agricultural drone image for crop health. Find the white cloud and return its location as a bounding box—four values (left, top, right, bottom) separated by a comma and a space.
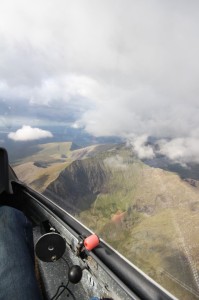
70, 122, 83, 129
127, 135, 155, 160
158, 137, 199, 164
8, 125, 53, 141
1, 1, 199, 162
126, 135, 199, 164
104, 155, 127, 170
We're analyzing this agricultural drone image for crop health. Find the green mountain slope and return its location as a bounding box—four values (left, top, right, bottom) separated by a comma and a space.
13, 142, 199, 299
13, 142, 115, 192
44, 145, 199, 300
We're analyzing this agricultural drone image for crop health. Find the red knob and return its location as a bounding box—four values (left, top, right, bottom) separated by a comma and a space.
84, 234, 100, 251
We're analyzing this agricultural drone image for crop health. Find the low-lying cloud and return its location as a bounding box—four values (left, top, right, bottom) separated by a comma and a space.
158, 137, 199, 164
104, 155, 128, 170
127, 135, 199, 165
127, 135, 155, 160
8, 125, 53, 141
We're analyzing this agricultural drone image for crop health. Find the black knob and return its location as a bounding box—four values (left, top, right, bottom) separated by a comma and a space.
68, 265, 82, 284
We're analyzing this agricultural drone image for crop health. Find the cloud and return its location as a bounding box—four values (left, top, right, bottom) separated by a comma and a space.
8, 125, 53, 141
0, 75, 96, 127
158, 137, 199, 164
104, 155, 127, 170
127, 135, 199, 164
1, 1, 199, 162
127, 135, 155, 160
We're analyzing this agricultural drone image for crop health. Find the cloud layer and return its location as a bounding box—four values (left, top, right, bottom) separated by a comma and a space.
8, 125, 53, 141
1, 1, 199, 162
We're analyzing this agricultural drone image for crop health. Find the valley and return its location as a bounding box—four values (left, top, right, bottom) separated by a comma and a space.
13, 141, 199, 300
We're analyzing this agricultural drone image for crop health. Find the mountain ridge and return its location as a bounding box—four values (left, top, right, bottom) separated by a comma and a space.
13, 141, 199, 299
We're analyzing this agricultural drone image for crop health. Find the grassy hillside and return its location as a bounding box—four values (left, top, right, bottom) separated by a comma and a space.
75, 156, 199, 299
13, 142, 75, 191
13, 142, 199, 299
74, 150, 199, 299
13, 142, 114, 192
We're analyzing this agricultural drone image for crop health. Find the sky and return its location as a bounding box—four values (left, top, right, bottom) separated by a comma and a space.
1, 0, 199, 163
